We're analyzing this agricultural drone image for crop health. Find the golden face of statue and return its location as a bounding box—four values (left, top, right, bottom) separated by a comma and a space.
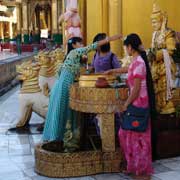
151, 18, 162, 31
16, 61, 40, 81
38, 55, 53, 67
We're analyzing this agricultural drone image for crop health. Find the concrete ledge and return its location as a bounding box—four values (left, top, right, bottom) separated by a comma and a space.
0, 54, 34, 96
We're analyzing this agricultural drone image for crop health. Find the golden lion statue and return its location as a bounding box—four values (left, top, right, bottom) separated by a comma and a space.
10, 49, 65, 129
10, 60, 49, 128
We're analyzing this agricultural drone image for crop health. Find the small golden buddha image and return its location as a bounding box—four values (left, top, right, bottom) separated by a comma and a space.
148, 3, 177, 114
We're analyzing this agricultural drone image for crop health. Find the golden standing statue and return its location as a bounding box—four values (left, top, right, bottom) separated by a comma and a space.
149, 3, 176, 114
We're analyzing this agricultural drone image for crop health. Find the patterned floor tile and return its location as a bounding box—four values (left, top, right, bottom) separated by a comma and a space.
33, 175, 65, 180
154, 171, 180, 180
10, 155, 34, 164
93, 173, 125, 180
153, 162, 172, 174
65, 177, 95, 180
0, 164, 21, 174
23, 168, 38, 177
160, 161, 180, 171
0, 171, 27, 180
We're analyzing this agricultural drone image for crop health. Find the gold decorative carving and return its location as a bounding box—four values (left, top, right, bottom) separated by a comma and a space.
79, 74, 116, 88
35, 143, 122, 178
149, 3, 176, 114
70, 84, 128, 113
69, 84, 128, 153
35, 83, 126, 177
16, 60, 41, 94
14, 60, 49, 128
100, 113, 115, 152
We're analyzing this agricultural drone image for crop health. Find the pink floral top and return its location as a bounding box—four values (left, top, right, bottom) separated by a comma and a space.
127, 56, 149, 108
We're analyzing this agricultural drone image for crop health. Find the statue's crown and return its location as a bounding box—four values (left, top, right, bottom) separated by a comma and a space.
151, 2, 163, 19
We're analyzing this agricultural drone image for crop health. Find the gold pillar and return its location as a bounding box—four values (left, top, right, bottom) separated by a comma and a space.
0, 22, 4, 40
16, 4, 21, 35
51, 0, 58, 34
102, 0, 109, 34
22, 0, 28, 34
9, 22, 13, 39
108, 0, 122, 57
86, 0, 103, 61
40, 11, 47, 29
22, 0, 29, 43
48, 11, 51, 31
0, 22, 2, 39
62, 0, 65, 44
86, 0, 103, 45
78, 0, 86, 43
58, 0, 63, 34
34, 13, 37, 29
27, 2, 31, 32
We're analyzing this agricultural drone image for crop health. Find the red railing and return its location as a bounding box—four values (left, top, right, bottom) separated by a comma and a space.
0, 43, 46, 52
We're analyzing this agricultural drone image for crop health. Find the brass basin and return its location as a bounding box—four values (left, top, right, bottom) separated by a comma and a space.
79, 74, 115, 87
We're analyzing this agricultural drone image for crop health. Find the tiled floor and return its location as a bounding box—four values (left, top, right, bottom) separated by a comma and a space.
0, 51, 34, 63
0, 51, 18, 61
0, 87, 180, 180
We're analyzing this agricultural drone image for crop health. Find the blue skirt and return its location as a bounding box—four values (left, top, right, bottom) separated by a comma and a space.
43, 69, 77, 141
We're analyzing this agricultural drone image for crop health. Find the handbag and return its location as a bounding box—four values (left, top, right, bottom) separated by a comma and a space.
121, 104, 150, 132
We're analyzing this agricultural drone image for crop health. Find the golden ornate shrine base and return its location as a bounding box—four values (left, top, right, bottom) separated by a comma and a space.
35, 143, 123, 178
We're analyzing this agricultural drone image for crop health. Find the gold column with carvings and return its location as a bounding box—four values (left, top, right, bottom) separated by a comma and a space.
100, 113, 115, 152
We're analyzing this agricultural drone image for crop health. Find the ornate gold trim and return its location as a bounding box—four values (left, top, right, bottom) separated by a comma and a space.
35, 143, 123, 178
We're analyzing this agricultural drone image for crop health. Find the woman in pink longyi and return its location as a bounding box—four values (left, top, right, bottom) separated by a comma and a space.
105, 34, 156, 178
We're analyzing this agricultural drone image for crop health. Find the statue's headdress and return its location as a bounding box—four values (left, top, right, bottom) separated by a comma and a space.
151, 3, 163, 21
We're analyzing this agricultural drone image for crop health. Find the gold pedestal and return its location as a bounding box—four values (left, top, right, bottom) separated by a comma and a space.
35, 143, 122, 178
70, 84, 128, 152
79, 74, 115, 88
35, 84, 128, 177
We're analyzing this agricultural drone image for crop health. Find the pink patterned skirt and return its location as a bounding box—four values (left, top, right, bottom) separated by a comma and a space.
118, 121, 153, 175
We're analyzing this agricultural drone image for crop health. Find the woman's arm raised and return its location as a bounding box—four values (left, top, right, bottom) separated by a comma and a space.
74, 34, 123, 58
97, 34, 122, 47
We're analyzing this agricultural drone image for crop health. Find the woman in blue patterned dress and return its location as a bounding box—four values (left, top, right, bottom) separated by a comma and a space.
43, 35, 122, 141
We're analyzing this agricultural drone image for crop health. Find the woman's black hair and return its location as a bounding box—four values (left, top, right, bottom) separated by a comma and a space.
124, 33, 157, 159
93, 33, 110, 52
67, 37, 83, 55
123, 33, 156, 118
